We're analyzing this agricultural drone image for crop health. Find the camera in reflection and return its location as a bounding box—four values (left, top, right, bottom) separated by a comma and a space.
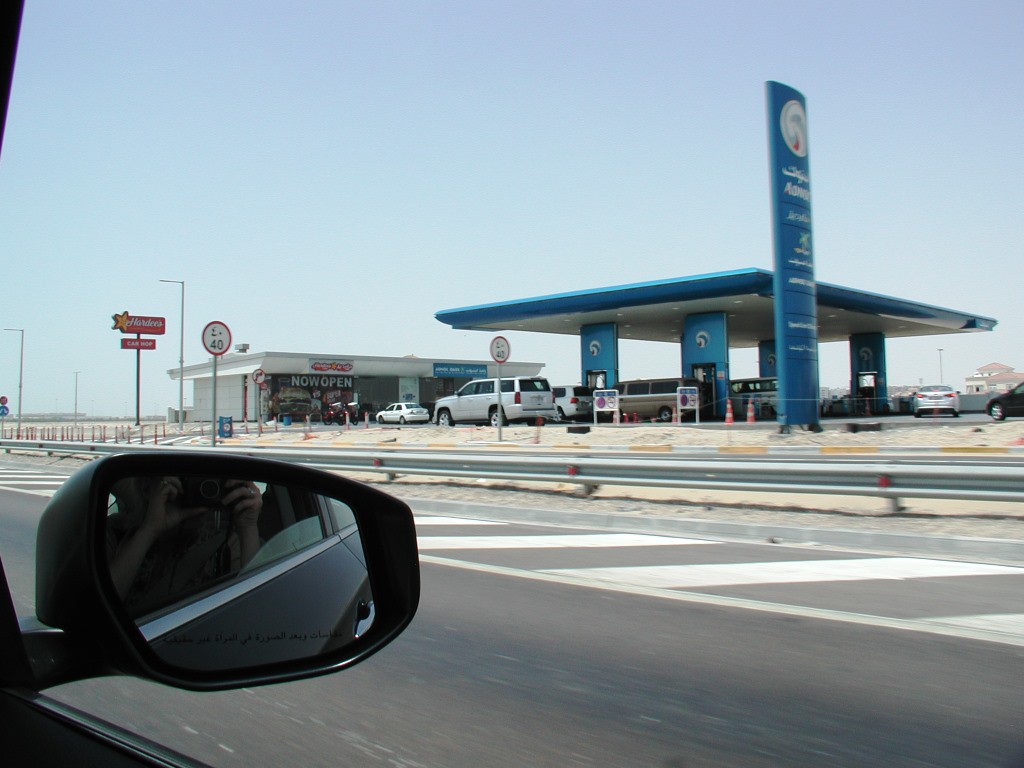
182, 477, 228, 507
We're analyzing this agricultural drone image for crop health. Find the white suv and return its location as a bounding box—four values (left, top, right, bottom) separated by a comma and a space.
433, 376, 557, 426
552, 385, 594, 421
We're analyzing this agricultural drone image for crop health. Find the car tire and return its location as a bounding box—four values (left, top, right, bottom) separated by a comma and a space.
399, 416, 406, 424
557, 407, 566, 421
657, 406, 673, 422
989, 403, 1006, 421
914, 411, 921, 418
436, 409, 454, 427
489, 408, 508, 427
952, 410, 960, 418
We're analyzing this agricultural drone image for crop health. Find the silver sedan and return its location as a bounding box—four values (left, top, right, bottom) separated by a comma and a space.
376, 403, 431, 424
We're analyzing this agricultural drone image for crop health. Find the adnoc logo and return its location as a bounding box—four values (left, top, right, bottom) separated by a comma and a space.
695, 331, 711, 349
780, 99, 808, 158
589, 340, 602, 357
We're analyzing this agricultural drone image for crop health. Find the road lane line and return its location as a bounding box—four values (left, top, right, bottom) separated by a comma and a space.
417, 533, 713, 550
541, 558, 1024, 589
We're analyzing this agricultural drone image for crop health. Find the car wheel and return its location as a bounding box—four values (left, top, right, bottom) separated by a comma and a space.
989, 403, 1006, 421
657, 406, 673, 422
952, 410, 960, 418
436, 409, 454, 427
914, 411, 921, 418
399, 416, 406, 424
489, 408, 508, 427
557, 407, 566, 421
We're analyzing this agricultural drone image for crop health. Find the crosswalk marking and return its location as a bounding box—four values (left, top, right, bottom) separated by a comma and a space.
542, 558, 1024, 588
417, 533, 713, 550
0, 467, 69, 497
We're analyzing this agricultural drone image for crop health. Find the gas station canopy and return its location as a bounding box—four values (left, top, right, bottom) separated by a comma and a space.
435, 268, 996, 348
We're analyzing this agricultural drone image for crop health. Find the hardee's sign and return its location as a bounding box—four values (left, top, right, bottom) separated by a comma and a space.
112, 311, 166, 335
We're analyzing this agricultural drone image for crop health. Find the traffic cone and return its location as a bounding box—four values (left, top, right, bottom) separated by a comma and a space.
725, 399, 735, 425
746, 399, 756, 423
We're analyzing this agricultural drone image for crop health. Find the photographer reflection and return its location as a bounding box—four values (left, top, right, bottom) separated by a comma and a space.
107, 476, 264, 619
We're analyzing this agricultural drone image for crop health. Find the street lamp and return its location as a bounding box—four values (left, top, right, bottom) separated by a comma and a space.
160, 279, 186, 432
3, 328, 24, 437
937, 348, 944, 385
73, 371, 80, 432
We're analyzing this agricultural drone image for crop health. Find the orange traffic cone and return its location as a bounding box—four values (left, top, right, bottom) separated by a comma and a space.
725, 399, 735, 425
746, 399, 756, 423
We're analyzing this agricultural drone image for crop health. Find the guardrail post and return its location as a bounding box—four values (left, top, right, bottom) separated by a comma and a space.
878, 474, 902, 513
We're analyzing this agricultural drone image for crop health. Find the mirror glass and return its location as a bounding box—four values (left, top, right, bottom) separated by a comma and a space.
104, 473, 374, 671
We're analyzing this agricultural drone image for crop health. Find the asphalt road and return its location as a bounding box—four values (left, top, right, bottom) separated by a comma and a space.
3, 476, 1024, 767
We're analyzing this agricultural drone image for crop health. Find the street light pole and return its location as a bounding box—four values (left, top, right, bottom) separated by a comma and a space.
4, 328, 24, 437
160, 279, 186, 432
937, 348, 944, 385
73, 371, 80, 432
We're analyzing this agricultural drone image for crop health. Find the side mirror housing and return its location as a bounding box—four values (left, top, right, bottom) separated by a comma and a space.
31, 452, 419, 691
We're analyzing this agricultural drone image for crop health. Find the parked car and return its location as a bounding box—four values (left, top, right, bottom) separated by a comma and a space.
913, 384, 960, 417
376, 402, 431, 424
552, 385, 593, 421
433, 376, 557, 426
616, 377, 707, 422
986, 382, 1024, 421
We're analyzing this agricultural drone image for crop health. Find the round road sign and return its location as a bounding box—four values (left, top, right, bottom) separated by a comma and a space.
252, 368, 267, 384
202, 321, 232, 357
490, 336, 511, 364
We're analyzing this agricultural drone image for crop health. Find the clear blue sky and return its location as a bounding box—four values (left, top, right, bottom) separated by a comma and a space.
1, 1, 1021, 417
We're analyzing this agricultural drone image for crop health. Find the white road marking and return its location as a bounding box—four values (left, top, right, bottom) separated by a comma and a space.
417, 533, 712, 550
923, 613, 1024, 635
542, 557, 1024, 588
414, 516, 507, 526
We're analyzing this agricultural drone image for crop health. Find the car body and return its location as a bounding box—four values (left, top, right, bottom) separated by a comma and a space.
433, 376, 557, 426
986, 381, 1024, 421
376, 402, 431, 424
913, 384, 960, 417
552, 385, 593, 421
616, 377, 706, 422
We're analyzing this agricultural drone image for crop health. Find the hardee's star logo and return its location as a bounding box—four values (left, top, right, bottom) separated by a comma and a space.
112, 311, 131, 332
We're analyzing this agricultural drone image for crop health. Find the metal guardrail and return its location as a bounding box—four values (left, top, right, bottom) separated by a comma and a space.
2, 438, 1022, 512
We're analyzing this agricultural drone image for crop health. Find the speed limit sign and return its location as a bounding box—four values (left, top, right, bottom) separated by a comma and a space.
489, 336, 511, 364
202, 321, 232, 357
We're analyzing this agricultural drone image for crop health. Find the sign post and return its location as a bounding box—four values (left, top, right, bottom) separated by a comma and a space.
677, 386, 700, 424
111, 311, 165, 426
489, 336, 510, 441
592, 389, 619, 426
202, 321, 232, 446
252, 368, 267, 435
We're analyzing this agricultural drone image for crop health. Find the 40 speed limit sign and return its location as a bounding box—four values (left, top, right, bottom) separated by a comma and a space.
202, 321, 232, 356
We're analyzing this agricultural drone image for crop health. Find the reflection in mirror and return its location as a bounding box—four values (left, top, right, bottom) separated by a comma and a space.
104, 473, 374, 671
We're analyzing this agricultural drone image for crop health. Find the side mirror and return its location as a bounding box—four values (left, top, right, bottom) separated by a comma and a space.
31, 453, 419, 691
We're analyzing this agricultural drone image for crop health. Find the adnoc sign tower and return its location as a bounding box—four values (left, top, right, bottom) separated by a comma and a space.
766, 81, 820, 431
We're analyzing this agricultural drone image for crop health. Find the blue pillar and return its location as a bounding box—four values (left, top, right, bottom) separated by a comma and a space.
758, 340, 777, 378
849, 333, 888, 415
580, 323, 619, 388
682, 313, 729, 417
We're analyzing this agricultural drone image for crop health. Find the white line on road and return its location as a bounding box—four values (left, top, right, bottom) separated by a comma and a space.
542, 557, 1024, 589
417, 533, 713, 550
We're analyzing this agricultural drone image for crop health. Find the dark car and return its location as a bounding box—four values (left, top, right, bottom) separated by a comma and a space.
986, 382, 1024, 421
